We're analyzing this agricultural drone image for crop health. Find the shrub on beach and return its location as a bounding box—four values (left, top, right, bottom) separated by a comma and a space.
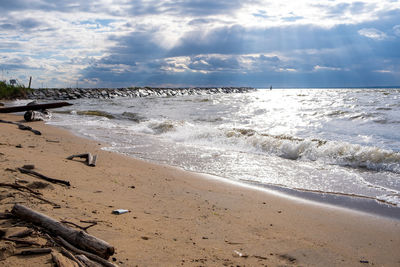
0, 81, 32, 99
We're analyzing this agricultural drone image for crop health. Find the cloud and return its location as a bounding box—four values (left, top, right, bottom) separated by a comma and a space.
1, 0, 400, 87
313, 65, 344, 72
394, 25, 400, 37
358, 28, 387, 40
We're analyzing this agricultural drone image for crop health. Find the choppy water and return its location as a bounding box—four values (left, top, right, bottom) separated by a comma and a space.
43, 88, 400, 213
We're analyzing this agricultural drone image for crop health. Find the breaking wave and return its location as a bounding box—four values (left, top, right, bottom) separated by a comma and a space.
148, 121, 177, 134
226, 128, 400, 173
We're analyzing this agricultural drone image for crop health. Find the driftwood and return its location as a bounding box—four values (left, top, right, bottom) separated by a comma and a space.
0, 181, 60, 207
18, 168, 71, 186
60, 247, 85, 267
52, 251, 79, 267
3, 237, 40, 246
0, 119, 41, 135
0, 102, 72, 113
76, 254, 102, 267
67, 153, 97, 167
9, 229, 34, 238
24, 110, 51, 122
0, 212, 13, 220
61, 220, 97, 232
16, 248, 52, 256
57, 236, 117, 267
0, 182, 42, 195
11, 204, 114, 259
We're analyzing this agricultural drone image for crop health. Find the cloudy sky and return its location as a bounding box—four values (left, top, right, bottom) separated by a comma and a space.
1, 0, 400, 88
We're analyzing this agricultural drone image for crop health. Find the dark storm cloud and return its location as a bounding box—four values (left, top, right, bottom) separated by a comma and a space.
106, 31, 166, 62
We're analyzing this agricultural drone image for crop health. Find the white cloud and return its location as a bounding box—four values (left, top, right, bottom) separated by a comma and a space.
374, 69, 392, 73
358, 28, 387, 40
1, 0, 400, 87
394, 25, 400, 37
313, 65, 343, 71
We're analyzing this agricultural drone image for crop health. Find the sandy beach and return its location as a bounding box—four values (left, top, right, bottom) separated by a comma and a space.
1, 113, 399, 266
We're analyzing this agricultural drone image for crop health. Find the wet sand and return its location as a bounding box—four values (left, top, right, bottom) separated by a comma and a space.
1, 113, 399, 266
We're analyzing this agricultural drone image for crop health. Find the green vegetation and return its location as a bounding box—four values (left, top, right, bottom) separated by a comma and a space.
0, 81, 32, 99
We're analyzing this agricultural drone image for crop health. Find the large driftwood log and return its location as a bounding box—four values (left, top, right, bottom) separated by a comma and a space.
0, 102, 72, 113
11, 204, 114, 259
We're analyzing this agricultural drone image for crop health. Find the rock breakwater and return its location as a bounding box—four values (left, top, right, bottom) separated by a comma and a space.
27, 87, 254, 100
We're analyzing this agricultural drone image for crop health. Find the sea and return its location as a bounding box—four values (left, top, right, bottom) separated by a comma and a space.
28, 88, 400, 219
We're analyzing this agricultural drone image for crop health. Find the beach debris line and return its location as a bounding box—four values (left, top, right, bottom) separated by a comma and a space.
18, 167, 71, 186
67, 153, 98, 167
11, 204, 115, 260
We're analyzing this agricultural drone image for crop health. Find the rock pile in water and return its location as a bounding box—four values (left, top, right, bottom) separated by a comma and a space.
27, 87, 254, 100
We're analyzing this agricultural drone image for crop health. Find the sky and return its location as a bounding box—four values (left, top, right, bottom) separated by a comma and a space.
0, 0, 400, 88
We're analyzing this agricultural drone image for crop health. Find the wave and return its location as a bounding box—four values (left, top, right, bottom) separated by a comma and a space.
56, 110, 116, 119
227, 128, 400, 173
120, 112, 146, 123
148, 121, 177, 134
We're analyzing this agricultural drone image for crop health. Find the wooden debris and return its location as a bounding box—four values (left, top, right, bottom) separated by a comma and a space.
9, 229, 34, 238
67, 153, 98, 167
0, 102, 72, 113
0, 212, 13, 220
11, 204, 114, 259
76, 254, 102, 267
0, 119, 41, 135
0, 242, 15, 260
24, 110, 51, 122
16, 248, 52, 256
3, 237, 40, 247
22, 164, 35, 170
0, 182, 42, 195
87, 154, 97, 167
52, 251, 79, 267
57, 236, 117, 267
61, 220, 97, 232
18, 167, 71, 186
60, 247, 85, 267
0, 182, 60, 207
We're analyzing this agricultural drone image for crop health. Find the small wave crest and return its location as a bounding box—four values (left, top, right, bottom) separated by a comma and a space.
75, 110, 115, 119
149, 121, 177, 134
227, 128, 400, 173
120, 112, 146, 123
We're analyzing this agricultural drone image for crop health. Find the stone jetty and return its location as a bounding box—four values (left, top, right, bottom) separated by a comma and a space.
27, 87, 255, 100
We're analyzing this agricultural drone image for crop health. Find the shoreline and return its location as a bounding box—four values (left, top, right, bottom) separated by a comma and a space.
1, 113, 400, 266
96, 134, 400, 221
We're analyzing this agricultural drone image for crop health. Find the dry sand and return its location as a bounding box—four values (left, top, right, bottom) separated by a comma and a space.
1, 113, 399, 266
